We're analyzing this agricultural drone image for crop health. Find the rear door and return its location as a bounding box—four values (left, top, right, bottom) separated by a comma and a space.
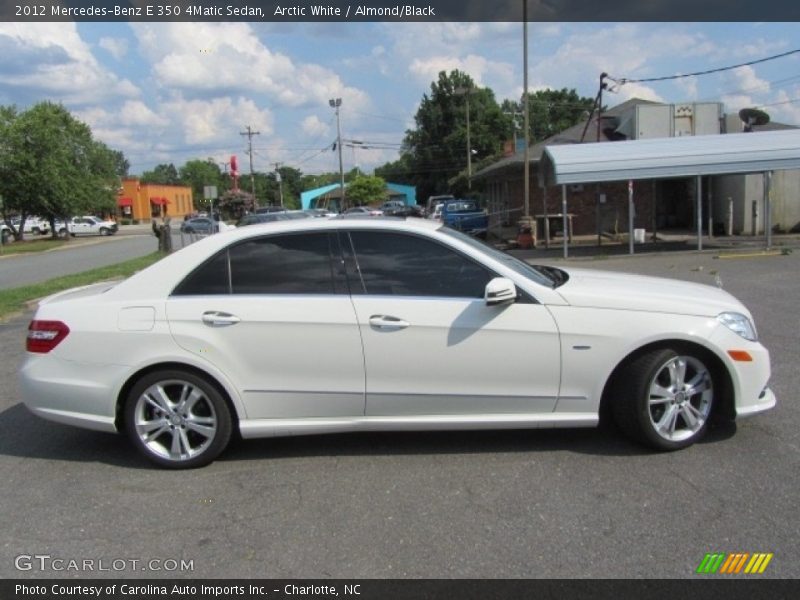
166, 231, 366, 419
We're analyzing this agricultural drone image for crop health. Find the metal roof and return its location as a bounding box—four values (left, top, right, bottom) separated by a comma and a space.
541, 129, 800, 186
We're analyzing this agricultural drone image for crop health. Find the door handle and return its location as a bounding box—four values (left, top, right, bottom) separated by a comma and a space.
202, 311, 241, 327
369, 315, 410, 330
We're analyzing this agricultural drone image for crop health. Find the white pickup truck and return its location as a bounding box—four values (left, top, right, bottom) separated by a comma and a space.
65, 216, 118, 237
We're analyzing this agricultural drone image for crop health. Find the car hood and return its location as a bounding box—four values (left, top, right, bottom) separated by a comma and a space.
553, 267, 748, 317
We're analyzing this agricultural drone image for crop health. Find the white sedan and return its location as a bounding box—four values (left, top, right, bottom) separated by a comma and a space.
19, 218, 775, 468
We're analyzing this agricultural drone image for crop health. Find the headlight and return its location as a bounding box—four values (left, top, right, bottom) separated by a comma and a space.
717, 312, 758, 342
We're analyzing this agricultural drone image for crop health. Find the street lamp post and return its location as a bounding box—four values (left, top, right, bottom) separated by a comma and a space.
329, 98, 345, 208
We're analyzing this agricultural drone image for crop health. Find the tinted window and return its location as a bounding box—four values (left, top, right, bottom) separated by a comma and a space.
229, 233, 335, 295
173, 233, 338, 296
172, 251, 230, 296
348, 231, 493, 298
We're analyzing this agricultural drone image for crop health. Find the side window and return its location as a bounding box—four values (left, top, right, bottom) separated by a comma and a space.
229, 233, 336, 295
172, 232, 340, 296
348, 231, 493, 298
172, 251, 230, 296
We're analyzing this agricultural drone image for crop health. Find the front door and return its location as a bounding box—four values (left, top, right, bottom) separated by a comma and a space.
343, 230, 561, 416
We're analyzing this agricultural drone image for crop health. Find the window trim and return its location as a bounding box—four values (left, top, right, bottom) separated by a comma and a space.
341, 228, 535, 303
170, 230, 345, 297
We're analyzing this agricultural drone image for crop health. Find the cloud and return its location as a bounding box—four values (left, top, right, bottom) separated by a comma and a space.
301, 115, 330, 138
161, 96, 274, 146
119, 100, 170, 127
98, 37, 128, 60
408, 54, 516, 97
132, 22, 371, 112
770, 88, 800, 125
0, 23, 139, 104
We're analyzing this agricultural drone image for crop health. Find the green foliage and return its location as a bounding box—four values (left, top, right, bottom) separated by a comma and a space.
140, 163, 181, 185
0, 102, 125, 240
396, 70, 511, 201
346, 175, 387, 205
179, 160, 222, 209
501, 88, 597, 143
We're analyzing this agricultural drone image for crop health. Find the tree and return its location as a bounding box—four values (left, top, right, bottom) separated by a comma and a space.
179, 159, 222, 210
0, 102, 124, 240
140, 163, 181, 185
346, 175, 387, 205
395, 70, 512, 201
501, 88, 597, 143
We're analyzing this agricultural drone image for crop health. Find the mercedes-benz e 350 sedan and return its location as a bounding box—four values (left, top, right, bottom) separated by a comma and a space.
19, 218, 776, 468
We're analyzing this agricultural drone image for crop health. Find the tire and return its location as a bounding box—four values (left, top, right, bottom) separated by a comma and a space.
32, 227, 41, 235
99, 227, 110, 236
612, 348, 714, 451
123, 370, 233, 469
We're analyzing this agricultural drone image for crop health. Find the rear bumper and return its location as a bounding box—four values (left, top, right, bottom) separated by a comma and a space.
19, 353, 122, 434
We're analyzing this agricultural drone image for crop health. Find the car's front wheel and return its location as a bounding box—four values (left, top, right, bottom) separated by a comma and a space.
613, 348, 715, 450
124, 370, 233, 468
99, 227, 110, 236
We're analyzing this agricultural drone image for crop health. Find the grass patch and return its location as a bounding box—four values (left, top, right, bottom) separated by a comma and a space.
0, 252, 164, 320
0, 238, 71, 256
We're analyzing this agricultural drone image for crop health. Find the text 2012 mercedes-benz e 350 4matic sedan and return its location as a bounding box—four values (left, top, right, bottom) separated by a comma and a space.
19, 218, 775, 468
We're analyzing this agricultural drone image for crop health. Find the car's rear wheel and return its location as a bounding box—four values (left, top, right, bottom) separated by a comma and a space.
613, 348, 714, 450
124, 370, 232, 468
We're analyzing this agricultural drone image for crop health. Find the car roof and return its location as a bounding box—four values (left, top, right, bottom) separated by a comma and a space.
111, 217, 445, 301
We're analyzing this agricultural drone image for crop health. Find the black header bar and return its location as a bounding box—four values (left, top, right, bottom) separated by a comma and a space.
2, 0, 800, 22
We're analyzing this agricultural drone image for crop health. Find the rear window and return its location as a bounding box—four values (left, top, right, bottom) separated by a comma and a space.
172, 232, 340, 296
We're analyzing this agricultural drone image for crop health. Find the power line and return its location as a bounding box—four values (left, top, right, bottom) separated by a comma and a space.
610, 48, 800, 85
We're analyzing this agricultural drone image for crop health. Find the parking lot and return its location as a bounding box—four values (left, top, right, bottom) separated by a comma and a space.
0, 248, 797, 579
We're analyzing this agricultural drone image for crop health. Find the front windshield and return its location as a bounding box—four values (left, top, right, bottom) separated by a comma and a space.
440, 227, 562, 288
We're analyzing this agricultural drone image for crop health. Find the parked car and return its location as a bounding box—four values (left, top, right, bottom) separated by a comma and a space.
438, 199, 489, 237
68, 216, 118, 236
343, 206, 383, 217
180, 217, 235, 234
304, 208, 338, 218
426, 194, 455, 216
19, 218, 775, 468
254, 206, 287, 215
11, 216, 50, 236
237, 211, 311, 227
383, 204, 424, 218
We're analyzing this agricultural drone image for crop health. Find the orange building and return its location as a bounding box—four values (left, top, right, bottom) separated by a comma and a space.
117, 178, 195, 222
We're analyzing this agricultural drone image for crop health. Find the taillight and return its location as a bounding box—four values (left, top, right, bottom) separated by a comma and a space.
27, 320, 70, 353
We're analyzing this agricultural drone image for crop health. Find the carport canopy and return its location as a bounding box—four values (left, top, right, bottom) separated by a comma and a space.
541, 128, 800, 186
539, 128, 800, 256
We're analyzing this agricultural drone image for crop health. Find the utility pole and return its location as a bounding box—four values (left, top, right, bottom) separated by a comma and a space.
455, 85, 474, 190
329, 98, 345, 209
240, 125, 260, 207
273, 162, 284, 208
523, 3, 530, 218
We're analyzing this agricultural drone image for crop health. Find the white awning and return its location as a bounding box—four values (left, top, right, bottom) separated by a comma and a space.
541, 129, 800, 186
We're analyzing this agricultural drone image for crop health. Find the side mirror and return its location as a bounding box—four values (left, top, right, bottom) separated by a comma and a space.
485, 277, 517, 306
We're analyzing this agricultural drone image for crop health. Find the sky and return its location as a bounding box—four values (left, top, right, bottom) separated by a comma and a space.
0, 20, 798, 178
